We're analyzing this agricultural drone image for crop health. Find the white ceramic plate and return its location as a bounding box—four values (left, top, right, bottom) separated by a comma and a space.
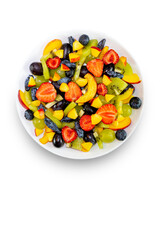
16, 32, 144, 160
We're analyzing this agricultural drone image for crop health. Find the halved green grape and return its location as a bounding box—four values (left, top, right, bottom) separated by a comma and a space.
50, 66, 66, 78
45, 109, 62, 128
35, 76, 48, 87
32, 118, 46, 129
71, 137, 83, 151
96, 137, 103, 149
64, 102, 77, 116
100, 129, 115, 143
97, 122, 109, 128
122, 104, 132, 117
115, 100, 123, 114
95, 77, 103, 84
61, 122, 75, 128
41, 58, 50, 79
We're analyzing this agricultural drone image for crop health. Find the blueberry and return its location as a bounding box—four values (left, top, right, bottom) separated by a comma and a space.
61, 117, 75, 122
25, 75, 33, 91
38, 103, 46, 112
44, 118, 61, 133
97, 39, 106, 50
115, 129, 127, 141
52, 100, 69, 111
68, 36, 75, 46
79, 34, 90, 46
57, 77, 71, 85
105, 71, 123, 79
65, 68, 75, 78
53, 133, 64, 148
24, 109, 34, 120
84, 131, 96, 145
61, 60, 76, 69
129, 97, 142, 109
61, 43, 72, 59
51, 81, 60, 91
120, 84, 135, 95
75, 119, 84, 138
103, 63, 115, 74
30, 62, 43, 76
80, 66, 89, 78
31, 87, 37, 101
83, 103, 97, 115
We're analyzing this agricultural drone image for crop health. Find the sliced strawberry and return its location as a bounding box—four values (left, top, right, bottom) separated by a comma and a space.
103, 49, 119, 65
87, 59, 104, 77
65, 82, 82, 102
96, 104, 117, 124
46, 57, 61, 69
62, 126, 78, 143
36, 82, 57, 102
79, 115, 95, 131
97, 83, 108, 96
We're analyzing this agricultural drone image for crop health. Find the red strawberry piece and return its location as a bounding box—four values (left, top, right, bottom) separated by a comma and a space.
97, 83, 108, 96
36, 82, 57, 102
87, 59, 104, 77
103, 49, 119, 65
96, 104, 117, 124
62, 126, 78, 143
65, 82, 82, 102
79, 115, 95, 131
46, 57, 61, 69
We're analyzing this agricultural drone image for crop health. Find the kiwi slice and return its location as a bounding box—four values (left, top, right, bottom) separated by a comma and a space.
115, 60, 133, 75
107, 78, 128, 95
71, 137, 84, 151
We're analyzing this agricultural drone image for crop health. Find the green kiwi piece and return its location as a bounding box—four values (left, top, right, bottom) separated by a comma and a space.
107, 78, 128, 95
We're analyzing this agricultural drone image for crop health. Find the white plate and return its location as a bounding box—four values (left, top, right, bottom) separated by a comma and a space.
16, 32, 144, 160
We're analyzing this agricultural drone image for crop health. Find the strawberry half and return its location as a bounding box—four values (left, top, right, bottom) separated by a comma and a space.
46, 57, 61, 69
103, 49, 119, 65
36, 82, 57, 102
79, 115, 95, 131
97, 83, 108, 96
62, 126, 78, 143
65, 82, 82, 102
87, 59, 104, 77
96, 104, 117, 124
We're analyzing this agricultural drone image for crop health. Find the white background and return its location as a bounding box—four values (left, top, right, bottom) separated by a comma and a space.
0, 0, 160, 239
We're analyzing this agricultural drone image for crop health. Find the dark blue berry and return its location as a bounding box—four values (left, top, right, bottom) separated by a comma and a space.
116, 129, 127, 141
68, 36, 75, 46
97, 39, 106, 50
61, 60, 76, 69
84, 131, 96, 145
38, 103, 46, 112
103, 63, 115, 74
24, 109, 34, 120
80, 66, 89, 78
57, 77, 71, 85
31, 87, 37, 101
65, 68, 75, 78
61, 117, 75, 122
53, 133, 64, 148
25, 75, 33, 91
120, 84, 135, 95
129, 97, 142, 109
83, 103, 97, 115
79, 34, 90, 46
105, 71, 123, 79
44, 118, 61, 133
75, 119, 84, 138
30, 62, 43, 75
61, 44, 72, 59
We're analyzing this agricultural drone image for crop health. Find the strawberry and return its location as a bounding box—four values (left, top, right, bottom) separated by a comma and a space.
62, 126, 78, 143
96, 104, 117, 124
46, 57, 61, 69
65, 82, 82, 102
87, 59, 103, 77
103, 49, 119, 65
36, 82, 57, 102
97, 83, 108, 96
79, 115, 95, 131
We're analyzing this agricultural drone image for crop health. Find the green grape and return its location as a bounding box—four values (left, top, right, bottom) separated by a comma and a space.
50, 66, 66, 78
64, 102, 77, 116
45, 109, 62, 128
97, 122, 109, 128
32, 118, 46, 129
98, 95, 107, 105
100, 129, 115, 143
35, 76, 48, 87
122, 104, 132, 117
61, 122, 75, 128
71, 137, 83, 151
75, 105, 83, 114
96, 137, 103, 149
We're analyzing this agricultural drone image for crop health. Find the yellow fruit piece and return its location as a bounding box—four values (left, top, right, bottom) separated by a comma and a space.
117, 88, 133, 101
99, 46, 109, 60
119, 56, 127, 66
35, 128, 44, 137
67, 108, 78, 119
91, 46, 101, 57
91, 97, 102, 108
123, 95, 133, 104
31, 100, 41, 107
94, 126, 103, 134
45, 132, 55, 142
54, 49, 64, 58
102, 75, 112, 86
77, 49, 83, 55
117, 114, 125, 122
81, 142, 93, 152
45, 126, 53, 133
91, 114, 102, 125
53, 72, 61, 81
69, 53, 80, 63
123, 73, 141, 84
117, 106, 123, 114
34, 110, 45, 119
76, 73, 97, 104
73, 40, 84, 51
28, 76, 36, 87
43, 39, 62, 56
105, 94, 115, 102
59, 83, 69, 92
53, 110, 64, 120
76, 78, 88, 87
39, 134, 49, 144
61, 64, 70, 71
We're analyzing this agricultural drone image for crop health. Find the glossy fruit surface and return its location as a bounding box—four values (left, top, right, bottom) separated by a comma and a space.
57, 77, 71, 85
97, 83, 108, 96
75, 118, 84, 138
61, 43, 72, 59
46, 57, 61, 69
65, 68, 75, 78
105, 71, 123, 79
79, 34, 90, 46
107, 78, 128, 95
25, 76, 32, 91
24, 109, 34, 120
44, 117, 61, 133
36, 82, 57, 102
30, 62, 43, 76
52, 100, 68, 111
62, 126, 77, 143
31, 87, 37, 101
97, 104, 117, 124
120, 83, 135, 94
129, 97, 142, 109
87, 59, 104, 77
68, 36, 75, 46
84, 131, 96, 145
80, 66, 89, 78
100, 129, 115, 143
103, 63, 115, 74
80, 115, 95, 131
65, 82, 82, 102
83, 103, 97, 115
115, 129, 127, 141
32, 118, 46, 129
53, 133, 64, 148
122, 104, 132, 117
97, 39, 106, 50
103, 49, 119, 65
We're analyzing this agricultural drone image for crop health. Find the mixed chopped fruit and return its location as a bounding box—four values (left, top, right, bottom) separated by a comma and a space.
18, 34, 142, 152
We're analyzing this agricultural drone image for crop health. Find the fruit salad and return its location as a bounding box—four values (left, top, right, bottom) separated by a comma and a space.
18, 34, 142, 152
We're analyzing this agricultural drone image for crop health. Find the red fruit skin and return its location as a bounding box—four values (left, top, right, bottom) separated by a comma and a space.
61, 64, 70, 71
65, 82, 82, 102
62, 126, 78, 143
87, 59, 104, 77
18, 90, 29, 109
36, 82, 57, 103
79, 115, 95, 131
96, 104, 117, 124
97, 83, 108, 96
103, 49, 119, 65
46, 57, 61, 69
